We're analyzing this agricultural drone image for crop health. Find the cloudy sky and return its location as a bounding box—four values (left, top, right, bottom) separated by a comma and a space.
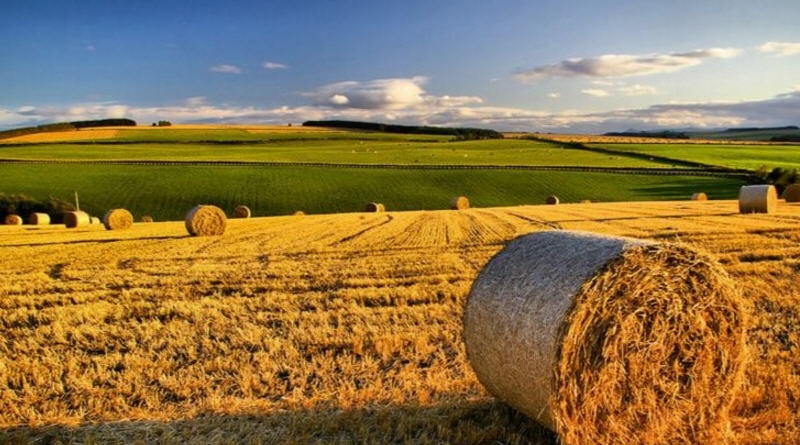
1, 0, 799, 132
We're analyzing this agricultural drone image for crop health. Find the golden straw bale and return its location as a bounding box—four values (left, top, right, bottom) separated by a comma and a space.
185, 205, 227, 236
28, 213, 50, 225
293, 211, 305, 216
233, 205, 251, 218
782, 184, 800, 203
4, 214, 22, 225
691, 192, 708, 201
141, 216, 154, 223
738, 185, 777, 214
90, 216, 101, 225
450, 196, 470, 210
464, 230, 745, 445
64, 211, 90, 228
364, 202, 385, 213
545, 195, 559, 205
103, 209, 134, 230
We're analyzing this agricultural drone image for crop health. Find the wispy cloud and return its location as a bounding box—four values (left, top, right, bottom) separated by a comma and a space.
85, 45, 95, 52
618, 84, 658, 96
581, 88, 610, 97
262, 61, 289, 70
547, 92, 560, 99
210, 64, 242, 74
514, 47, 742, 82
758, 41, 800, 57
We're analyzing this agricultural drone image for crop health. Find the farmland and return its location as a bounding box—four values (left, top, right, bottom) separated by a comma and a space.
1, 200, 798, 444
589, 143, 800, 170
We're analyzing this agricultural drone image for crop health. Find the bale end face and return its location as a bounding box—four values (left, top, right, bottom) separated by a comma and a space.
782, 183, 800, 203
464, 231, 745, 445
365, 202, 385, 213
185, 205, 227, 236
546, 195, 560, 205
103, 209, 134, 230
691, 192, 708, 201
738, 184, 777, 214
450, 196, 470, 210
28, 213, 50, 225
4, 214, 23, 225
233, 205, 251, 218
64, 211, 91, 228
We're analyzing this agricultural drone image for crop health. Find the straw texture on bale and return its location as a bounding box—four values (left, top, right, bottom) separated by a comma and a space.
464, 230, 745, 445
185, 205, 227, 236
64, 211, 90, 228
691, 192, 708, 201
738, 184, 777, 214
4, 214, 22, 225
365, 202, 385, 213
28, 213, 50, 225
545, 195, 559, 205
450, 196, 470, 210
103, 209, 134, 230
141, 216, 154, 223
233, 205, 251, 218
783, 183, 800, 203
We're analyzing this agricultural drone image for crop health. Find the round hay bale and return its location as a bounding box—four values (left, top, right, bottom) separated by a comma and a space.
782, 183, 800, 202
450, 196, 470, 210
738, 184, 777, 214
103, 209, 134, 230
691, 192, 708, 201
90, 216, 101, 225
64, 211, 90, 228
28, 213, 50, 225
464, 230, 745, 445
185, 205, 227, 236
233, 205, 251, 218
579, 199, 591, 204
4, 214, 22, 225
364, 202, 385, 213
545, 195, 559, 205
141, 215, 154, 223
293, 210, 305, 216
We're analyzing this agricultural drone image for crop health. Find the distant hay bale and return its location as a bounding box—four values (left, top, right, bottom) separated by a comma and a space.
64, 211, 90, 228
90, 216, 101, 225
782, 184, 800, 202
233, 205, 251, 218
450, 196, 470, 210
365, 202, 385, 213
185, 205, 227, 236
4, 214, 22, 225
465, 230, 745, 445
293, 210, 305, 216
103, 209, 134, 230
545, 195, 559, 205
28, 213, 50, 225
738, 184, 777, 214
141, 216, 154, 223
691, 192, 708, 201
579, 199, 591, 204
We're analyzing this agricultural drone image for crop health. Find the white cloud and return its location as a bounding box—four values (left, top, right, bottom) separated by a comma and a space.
618, 84, 658, 96
262, 61, 289, 70
581, 88, 610, 97
210, 64, 242, 74
514, 47, 742, 82
184, 96, 208, 107
86, 45, 95, 52
547, 92, 560, 99
306, 76, 429, 109
758, 41, 800, 57
591, 80, 615, 86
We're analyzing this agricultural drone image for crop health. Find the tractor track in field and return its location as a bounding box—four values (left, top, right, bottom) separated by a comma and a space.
0, 158, 754, 179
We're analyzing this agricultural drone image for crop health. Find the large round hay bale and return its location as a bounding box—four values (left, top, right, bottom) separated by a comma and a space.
233, 205, 251, 218
782, 183, 800, 202
103, 209, 134, 230
464, 230, 745, 445
450, 196, 470, 210
185, 205, 227, 236
545, 195, 559, 205
64, 211, 90, 228
28, 213, 50, 225
364, 202, 385, 213
4, 214, 22, 225
739, 184, 777, 214
141, 215, 154, 223
691, 192, 708, 201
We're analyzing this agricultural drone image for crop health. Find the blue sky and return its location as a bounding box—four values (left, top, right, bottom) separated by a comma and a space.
1, 0, 799, 131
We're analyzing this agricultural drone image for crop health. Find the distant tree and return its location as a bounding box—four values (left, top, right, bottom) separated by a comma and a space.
152, 122, 157, 126
157, 120, 172, 127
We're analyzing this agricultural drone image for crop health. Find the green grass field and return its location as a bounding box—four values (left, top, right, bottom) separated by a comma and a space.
111, 128, 452, 143
0, 163, 743, 220
590, 143, 800, 170
0, 139, 675, 167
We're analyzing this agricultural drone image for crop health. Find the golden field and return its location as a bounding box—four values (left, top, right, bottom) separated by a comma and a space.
1, 201, 799, 444
504, 132, 796, 145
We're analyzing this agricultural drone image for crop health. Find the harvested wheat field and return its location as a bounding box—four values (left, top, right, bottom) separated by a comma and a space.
0, 200, 799, 444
